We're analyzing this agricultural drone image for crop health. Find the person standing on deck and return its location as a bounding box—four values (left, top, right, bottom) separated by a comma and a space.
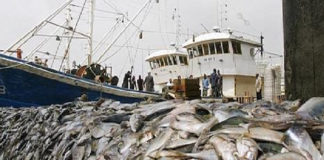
255, 74, 262, 100
122, 71, 131, 89
144, 72, 154, 92
217, 70, 222, 97
130, 76, 137, 90
210, 69, 218, 98
202, 74, 209, 97
43, 59, 48, 67
137, 75, 144, 91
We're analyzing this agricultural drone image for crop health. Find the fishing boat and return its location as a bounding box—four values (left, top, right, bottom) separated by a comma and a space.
0, 0, 161, 107
146, 27, 268, 99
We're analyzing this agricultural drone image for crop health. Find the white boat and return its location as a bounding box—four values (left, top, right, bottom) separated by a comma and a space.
146, 27, 263, 98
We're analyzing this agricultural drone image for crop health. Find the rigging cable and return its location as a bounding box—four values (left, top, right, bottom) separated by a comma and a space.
7, 0, 74, 55
99, 0, 153, 64
96, 0, 153, 64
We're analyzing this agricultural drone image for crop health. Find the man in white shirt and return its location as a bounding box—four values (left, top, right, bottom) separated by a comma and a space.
255, 74, 262, 100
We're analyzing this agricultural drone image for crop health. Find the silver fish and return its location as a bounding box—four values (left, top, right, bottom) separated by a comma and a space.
263, 152, 306, 160
130, 113, 145, 133
209, 135, 238, 160
236, 137, 258, 160
285, 126, 322, 160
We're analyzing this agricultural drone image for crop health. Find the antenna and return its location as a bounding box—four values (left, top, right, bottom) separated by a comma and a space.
201, 24, 209, 33
173, 7, 181, 50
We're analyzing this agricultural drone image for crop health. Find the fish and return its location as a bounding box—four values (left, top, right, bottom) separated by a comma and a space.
297, 97, 324, 120
89, 123, 120, 139
170, 117, 217, 136
145, 128, 174, 157
284, 125, 322, 160
165, 137, 197, 149
213, 108, 249, 123
129, 113, 145, 133
236, 137, 258, 160
262, 152, 306, 160
209, 135, 238, 160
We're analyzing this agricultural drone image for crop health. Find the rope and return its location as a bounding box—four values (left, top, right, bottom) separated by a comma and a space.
59, 0, 88, 71
98, 1, 153, 64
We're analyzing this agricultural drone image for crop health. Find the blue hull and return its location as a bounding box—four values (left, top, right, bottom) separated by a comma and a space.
0, 54, 160, 107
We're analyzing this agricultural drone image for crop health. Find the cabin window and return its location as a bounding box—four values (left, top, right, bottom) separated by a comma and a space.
232, 41, 242, 54
209, 43, 216, 55
183, 56, 188, 65
160, 58, 165, 67
149, 62, 153, 69
179, 56, 188, 65
222, 41, 229, 54
193, 47, 199, 57
215, 42, 222, 54
167, 56, 173, 65
197, 45, 203, 56
153, 59, 160, 68
203, 44, 209, 55
172, 56, 178, 65
163, 57, 169, 66
188, 48, 194, 59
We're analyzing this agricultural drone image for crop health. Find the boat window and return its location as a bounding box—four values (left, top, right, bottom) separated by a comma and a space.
193, 47, 199, 57
153, 60, 159, 69
163, 57, 169, 66
215, 42, 222, 54
167, 56, 173, 65
179, 56, 187, 65
209, 43, 216, 55
155, 59, 160, 68
160, 58, 165, 67
183, 56, 188, 65
203, 44, 209, 55
149, 62, 153, 69
197, 45, 203, 56
232, 41, 242, 54
188, 48, 194, 59
222, 41, 229, 54
172, 56, 178, 65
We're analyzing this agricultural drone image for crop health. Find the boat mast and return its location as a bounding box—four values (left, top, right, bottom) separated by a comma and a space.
88, 0, 95, 66
64, 4, 73, 71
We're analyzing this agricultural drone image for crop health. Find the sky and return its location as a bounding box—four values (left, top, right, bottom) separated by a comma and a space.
0, 0, 284, 78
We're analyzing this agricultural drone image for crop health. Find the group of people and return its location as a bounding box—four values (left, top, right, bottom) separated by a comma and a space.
202, 69, 222, 98
122, 71, 155, 92
34, 56, 48, 67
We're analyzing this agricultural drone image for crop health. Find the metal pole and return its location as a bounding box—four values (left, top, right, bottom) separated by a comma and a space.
88, 0, 95, 66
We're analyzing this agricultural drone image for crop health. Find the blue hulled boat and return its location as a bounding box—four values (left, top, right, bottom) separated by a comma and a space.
0, 54, 160, 107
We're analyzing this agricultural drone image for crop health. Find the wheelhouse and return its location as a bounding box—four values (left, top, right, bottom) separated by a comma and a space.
146, 50, 188, 69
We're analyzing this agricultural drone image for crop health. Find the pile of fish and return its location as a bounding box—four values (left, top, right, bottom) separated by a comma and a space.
1, 97, 324, 160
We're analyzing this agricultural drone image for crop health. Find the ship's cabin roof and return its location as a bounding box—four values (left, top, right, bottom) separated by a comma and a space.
183, 31, 261, 48
145, 50, 188, 70
183, 30, 261, 59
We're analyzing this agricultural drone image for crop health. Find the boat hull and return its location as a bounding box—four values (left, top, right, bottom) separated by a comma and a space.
0, 54, 160, 107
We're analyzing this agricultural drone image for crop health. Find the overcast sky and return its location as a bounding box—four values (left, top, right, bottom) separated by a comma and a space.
0, 0, 283, 77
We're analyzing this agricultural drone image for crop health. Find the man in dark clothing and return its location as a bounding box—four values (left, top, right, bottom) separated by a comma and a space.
130, 76, 137, 90
137, 75, 144, 91
144, 72, 154, 92
122, 71, 131, 88
217, 70, 222, 97
210, 69, 218, 98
